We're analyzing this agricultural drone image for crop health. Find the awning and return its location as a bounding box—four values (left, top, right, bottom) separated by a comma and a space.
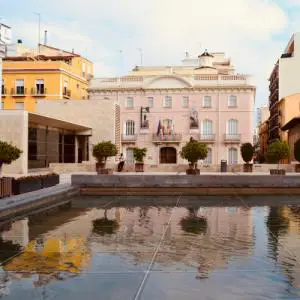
281, 117, 300, 131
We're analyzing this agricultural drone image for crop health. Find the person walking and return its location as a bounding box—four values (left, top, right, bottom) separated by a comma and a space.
117, 153, 125, 172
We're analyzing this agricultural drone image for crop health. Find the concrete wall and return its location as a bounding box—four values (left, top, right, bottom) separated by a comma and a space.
36, 99, 118, 162
0, 110, 28, 174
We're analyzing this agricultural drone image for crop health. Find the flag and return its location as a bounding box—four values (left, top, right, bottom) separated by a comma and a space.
157, 120, 162, 136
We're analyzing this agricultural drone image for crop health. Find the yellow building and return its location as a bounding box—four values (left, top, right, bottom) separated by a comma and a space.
1, 43, 93, 112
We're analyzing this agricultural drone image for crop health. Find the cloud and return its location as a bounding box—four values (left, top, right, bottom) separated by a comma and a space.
5, 0, 291, 107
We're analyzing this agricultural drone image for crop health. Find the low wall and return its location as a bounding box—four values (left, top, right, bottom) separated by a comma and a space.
72, 174, 300, 195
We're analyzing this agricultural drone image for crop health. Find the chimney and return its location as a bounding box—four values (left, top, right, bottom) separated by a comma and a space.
17, 39, 22, 44
44, 30, 48, 45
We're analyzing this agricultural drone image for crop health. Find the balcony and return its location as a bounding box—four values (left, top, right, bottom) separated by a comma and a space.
152, 133, 182, 144
199, 134, 216, 143
63, 89, 71, 99
11, 88, 27, 97
31, 88, 47, 96
121, 134, 137, 143
224, 134, 241, 143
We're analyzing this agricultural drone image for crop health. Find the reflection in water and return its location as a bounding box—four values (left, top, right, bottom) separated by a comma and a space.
1, 201, 300, 299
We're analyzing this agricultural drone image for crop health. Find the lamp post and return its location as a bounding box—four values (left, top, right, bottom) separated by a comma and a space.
140, 106, 150, 129
0, 23, 12, 110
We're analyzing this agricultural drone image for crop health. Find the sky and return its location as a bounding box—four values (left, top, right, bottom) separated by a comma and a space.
2, 0, 300, 109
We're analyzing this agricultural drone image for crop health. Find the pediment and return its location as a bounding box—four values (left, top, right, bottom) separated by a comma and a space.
146, 76, 192, 89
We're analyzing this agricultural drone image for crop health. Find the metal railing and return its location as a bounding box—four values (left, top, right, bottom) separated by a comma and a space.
121, 134, 137, 142
224, 134, 241, 142
11, 88, 27, 96
63, 89, 71, 98
31, 88, 47, 96
199, 134, 216, 142
152, 133, 182, 142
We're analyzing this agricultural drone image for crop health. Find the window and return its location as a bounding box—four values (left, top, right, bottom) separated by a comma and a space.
204, 148, 212, 165
15, 102, 24, 110
228, 148, 238, 164
126, 97, 134, 108
77, 84, 80, 89
125, 120, 135, 135
228, 95, 237, 107
202, 119, 213, 135
16, 79, 24, 95
164, 96, 172, 108
203, 96, 211, 108
63, 81, 68, 95
1, 79, 4, 95
182, 96, 189, 108
36, 79, 44, 94
82, 62, 86, 77
148, 97, 154, 108
227, 119, 238, 135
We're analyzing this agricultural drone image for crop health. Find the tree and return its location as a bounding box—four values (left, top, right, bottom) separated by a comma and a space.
240, 143, 254, 164
133, 147, 147, 163
180, 207, 207, 235
294, 138, 300, 163
0, 141, 22, 176
180, 138, 208, 169
92, 141, 118, 165
265, 140, 290, 168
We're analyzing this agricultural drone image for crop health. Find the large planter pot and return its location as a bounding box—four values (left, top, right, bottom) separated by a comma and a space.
295, 164, 300, 173
12, 178, 42, 195
243, 163, 253, 173
135, 163, 144, 172
42, 174, 59, 188
186, 168, 200, 175
270, 169, 286, 175
0, 177, 12, 198
96, 162, 108, 174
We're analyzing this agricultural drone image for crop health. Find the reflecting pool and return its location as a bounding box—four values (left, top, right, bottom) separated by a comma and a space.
1, 195, 300, 299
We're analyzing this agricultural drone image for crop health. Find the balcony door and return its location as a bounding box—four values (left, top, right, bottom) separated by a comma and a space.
228, 148, 238, 165
126, 148, 134, 164
227, 119, 238, 135
203, 119, 213, 135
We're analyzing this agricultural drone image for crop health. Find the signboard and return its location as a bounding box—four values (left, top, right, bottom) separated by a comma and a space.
0, 23, 12, 45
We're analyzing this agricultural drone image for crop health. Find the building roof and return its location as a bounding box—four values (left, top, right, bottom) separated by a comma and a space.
198, 50, 214, 58
281, 117, 300, 131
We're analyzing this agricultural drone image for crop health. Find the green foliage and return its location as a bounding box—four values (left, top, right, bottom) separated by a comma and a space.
180, 139, 208, 166
265, 140, 290, 164
133, 147, 147, 163
240, 143, 254, 163
294, 138, 300, 163
92, 141, 118, 162
0, 140, 22, 166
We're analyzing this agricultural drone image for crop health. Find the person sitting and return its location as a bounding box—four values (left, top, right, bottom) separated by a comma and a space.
117, 153, 125, 172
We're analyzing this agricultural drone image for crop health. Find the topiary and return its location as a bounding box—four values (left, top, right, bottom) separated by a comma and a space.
92, 141, 118, 164
0, 140, 22, 176
180, 138, 208, 169
240, 143, 254, 164
133, 147, 147, 163
265, 140, 290, 168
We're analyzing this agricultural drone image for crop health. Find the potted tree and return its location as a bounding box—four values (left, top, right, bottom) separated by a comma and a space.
240, 143, 254, 172
92, 141, 118, 174
180, 207, 207, 235
294, 138, 300, 172
0, 140, 22, 198
265, 140, 290, 175
133, 147, 147, 172
180, 138, 208, 175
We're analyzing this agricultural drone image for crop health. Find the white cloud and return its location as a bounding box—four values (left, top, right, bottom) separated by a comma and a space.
7, 0, 291, 106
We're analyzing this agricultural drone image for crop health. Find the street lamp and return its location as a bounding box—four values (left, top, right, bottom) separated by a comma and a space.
0, 23, 12, 110
140, 106, 150, 129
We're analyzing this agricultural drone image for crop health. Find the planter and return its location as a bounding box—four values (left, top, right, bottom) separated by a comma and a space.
96, 162, 107, 174
243, 164, 253, 173
42, 174, 59, 188
186, 168, 200, 175
135, 163, 144, 172
270, 169, 286, 175
12, 178, 42, 195
0, 177, 12, 198
295, 164, 300, 173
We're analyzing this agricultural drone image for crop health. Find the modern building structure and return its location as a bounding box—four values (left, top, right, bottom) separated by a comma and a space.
89, 50, 256, 167
257, 105, 269, 126
1, 41, 93, 112
268, 33, 300, 143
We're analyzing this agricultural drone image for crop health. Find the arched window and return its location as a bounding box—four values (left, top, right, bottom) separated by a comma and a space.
125, 120, 135, 136
202, 119, 213, 135
204, 148, 212, 165
228, 95, 237, 107
228, 148, 238, 164
227, 119, 238, 135
160, 147, 177, 164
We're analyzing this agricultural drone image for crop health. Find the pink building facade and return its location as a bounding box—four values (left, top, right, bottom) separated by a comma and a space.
89, 51, 256, 167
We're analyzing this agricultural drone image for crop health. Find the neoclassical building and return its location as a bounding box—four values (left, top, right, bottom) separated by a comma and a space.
89, 51, 256, 168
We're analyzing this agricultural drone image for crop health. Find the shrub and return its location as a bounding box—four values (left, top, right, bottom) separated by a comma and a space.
0, 140, 22, 175
92, 141, 118, 163
133, 147, 147, 163
180, 138, 208, 168
240, 143, 254, 164
294, 138, 300, 163
265, 140, 290, 166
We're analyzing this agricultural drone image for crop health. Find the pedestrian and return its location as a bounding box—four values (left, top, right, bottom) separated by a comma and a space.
117, 153, 125, 172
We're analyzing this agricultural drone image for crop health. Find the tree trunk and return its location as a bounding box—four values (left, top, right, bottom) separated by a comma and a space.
0, 162, 2, 178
